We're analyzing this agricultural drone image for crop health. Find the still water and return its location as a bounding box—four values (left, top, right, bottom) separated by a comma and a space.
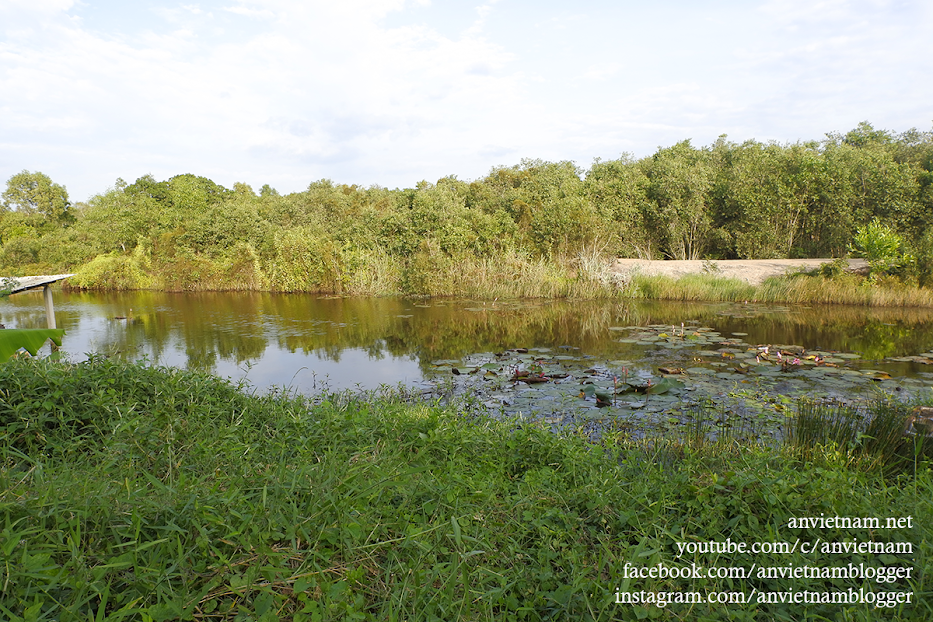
3, 289, 933, 395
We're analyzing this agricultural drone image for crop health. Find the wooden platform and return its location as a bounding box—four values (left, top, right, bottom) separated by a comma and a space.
2, 274, 75, 294
2, 274, 74, 329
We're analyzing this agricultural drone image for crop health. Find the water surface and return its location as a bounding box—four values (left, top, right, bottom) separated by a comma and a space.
3, 290, 933, 396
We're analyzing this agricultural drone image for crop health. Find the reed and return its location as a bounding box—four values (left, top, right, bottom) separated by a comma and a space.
629, 273, 756, 302
629, 272, 933, 307
400, 250, 628, 299
785, 399, 933, 472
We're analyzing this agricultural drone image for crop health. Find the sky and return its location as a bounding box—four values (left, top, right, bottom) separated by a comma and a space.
1, 0, 931, 202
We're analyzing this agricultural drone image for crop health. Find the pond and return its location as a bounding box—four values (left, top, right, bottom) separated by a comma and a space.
4, 290, 933, 437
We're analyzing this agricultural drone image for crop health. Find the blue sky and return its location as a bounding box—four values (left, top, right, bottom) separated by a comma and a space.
1, 0, 931, 202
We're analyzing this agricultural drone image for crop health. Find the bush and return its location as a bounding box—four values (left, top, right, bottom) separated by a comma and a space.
69, 246, 153, 290
0, 235, 41, 268
849, 218, 907, 276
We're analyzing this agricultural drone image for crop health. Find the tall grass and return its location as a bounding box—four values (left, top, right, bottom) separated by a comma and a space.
409, 250, 628, 299
1, 358, 930, 620
786, 399, 933, 472
67, 246, 629, 299
629, 273, 933, 307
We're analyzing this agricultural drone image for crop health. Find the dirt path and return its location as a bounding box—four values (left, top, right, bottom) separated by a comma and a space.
611, 258, 869, 286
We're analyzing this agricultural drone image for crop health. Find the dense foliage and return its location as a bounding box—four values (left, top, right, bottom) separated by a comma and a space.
3, 122, 932, 294
1, 358, 929, 620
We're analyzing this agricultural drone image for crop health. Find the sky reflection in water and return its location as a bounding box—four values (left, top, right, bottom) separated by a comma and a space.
3, 290, 933, 394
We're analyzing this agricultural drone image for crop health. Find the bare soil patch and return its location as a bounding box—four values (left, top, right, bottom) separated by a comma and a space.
611, 258, 869, 286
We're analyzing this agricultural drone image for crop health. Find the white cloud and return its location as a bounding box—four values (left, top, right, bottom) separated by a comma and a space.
223, 5, 276, 19
582, 63, 621, 81
181, 4, 207, 14
1, 0, 931, 200
1, 0, 76, 13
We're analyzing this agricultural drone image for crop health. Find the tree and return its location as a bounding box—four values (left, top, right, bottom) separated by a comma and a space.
584, 155, 654, 257
1, 170, 73, 224
641, 141, 713, 260
712, 140, 820, 258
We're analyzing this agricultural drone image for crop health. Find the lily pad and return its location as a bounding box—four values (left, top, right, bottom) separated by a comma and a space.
646, 378, 685, 394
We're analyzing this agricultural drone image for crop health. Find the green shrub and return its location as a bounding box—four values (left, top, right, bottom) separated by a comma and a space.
0, 235, 41, 268
69, 246, 152, 290
850, 218, 907, 276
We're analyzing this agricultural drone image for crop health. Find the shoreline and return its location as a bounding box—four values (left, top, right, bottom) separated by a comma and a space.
612, 258, 870, 286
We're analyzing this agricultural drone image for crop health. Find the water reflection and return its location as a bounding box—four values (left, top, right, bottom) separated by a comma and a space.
3, 289, 933, 392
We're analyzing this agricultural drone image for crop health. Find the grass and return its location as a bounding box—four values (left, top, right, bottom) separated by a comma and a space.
67, 248, 629, 300
1, 358, 931, 621
786, 399, 933, 473
62, 241, 933, 305
629, 272, 933, 307
405, 250, 627, 299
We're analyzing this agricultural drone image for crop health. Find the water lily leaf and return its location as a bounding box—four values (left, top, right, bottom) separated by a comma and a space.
517, 375, 549, 384
595, 393, 613, 407
646, 378, 684, 394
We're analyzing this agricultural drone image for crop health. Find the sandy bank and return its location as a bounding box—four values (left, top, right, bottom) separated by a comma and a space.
611, 258, 869, 286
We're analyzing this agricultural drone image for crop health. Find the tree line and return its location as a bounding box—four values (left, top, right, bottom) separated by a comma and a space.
2, 121, 932, 294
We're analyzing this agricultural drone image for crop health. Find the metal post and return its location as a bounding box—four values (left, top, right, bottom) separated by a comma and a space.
43, 284, 56, 329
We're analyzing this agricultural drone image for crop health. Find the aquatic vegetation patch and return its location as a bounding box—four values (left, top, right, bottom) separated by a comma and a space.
421, 322, 933, 440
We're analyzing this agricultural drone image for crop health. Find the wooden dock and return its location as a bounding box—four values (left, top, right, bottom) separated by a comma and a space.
1, 274, 74, 329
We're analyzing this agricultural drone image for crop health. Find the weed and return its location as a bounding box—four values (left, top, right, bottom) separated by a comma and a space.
0, 358, 930, 621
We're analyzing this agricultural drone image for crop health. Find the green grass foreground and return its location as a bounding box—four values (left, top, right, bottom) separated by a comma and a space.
1, 359, 931, 621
